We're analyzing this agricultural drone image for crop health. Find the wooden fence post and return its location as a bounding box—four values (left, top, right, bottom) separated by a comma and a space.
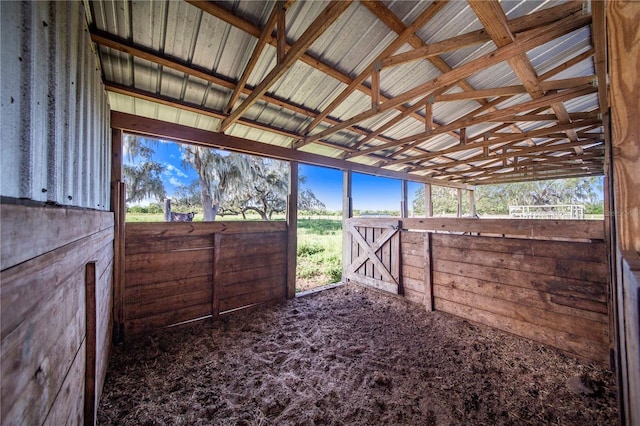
84, 262, 97, 426
424, 233, 434, 311
286, 162, 298, 298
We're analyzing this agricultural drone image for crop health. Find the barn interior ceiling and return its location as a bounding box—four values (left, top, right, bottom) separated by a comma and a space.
88, 0, 606, 186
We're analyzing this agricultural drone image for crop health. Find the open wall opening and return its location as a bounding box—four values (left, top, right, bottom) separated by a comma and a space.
352, 173, 402, 217
121, 134, 289, 223
296, 165, 342, 293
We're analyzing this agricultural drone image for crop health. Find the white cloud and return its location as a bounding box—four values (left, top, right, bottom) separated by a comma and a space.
169, 177, 183, 187
163, 163, 188, 178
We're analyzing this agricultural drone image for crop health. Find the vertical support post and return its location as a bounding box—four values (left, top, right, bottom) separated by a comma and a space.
608, 2, 640, 424
164, 198, 171, 222
460, 127, 467, 146
286, 162, 298, 298
213, 233, 222, 317
424, 183, 433, 217
456, 188, 462, 218
111, 128, 122, 188
401, 180, 409, 218
110, 128, 125, 343
84, 262, 97, 426
372, 63, 381, 110
116, 182, 125, 341
469, 189, 476, 217
425, 99, 433, 134
423, 233, 433, 311
342, 170, 353, 281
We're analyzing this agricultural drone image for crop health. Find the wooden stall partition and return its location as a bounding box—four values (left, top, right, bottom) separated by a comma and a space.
397, 218, 610, 363
123, 221, 288, 336
216, 229, 288, 315
124, 224, 215, 335
431, 234, 609, 363
0, 204, 114, 425
617, 252, 640, 425
345, 218, 402, 295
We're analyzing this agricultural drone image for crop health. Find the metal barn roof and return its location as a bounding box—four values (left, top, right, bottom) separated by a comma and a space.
88, 0, 606, 186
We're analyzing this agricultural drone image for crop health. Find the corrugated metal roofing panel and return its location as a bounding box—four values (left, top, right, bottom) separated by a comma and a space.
2, 1, 111, 209
87, 0, 603, 183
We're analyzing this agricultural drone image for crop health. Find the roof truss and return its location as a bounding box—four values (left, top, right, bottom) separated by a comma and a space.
89, 0, 605, 185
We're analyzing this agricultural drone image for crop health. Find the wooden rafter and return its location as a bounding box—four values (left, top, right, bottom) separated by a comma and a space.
187, 0, 431, 135
356, 1, 585, 156
303, 11, 592, 146
351, 85, 596, 160
91, 29, 415, 153
224, 0, 294, 114
300, 1, 448, 138
384, 120, 602, 167
468, 0, 580, 146
219, 1, 352, 132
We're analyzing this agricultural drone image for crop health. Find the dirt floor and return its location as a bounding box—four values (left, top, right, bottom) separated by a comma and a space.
98, 283, 617, 425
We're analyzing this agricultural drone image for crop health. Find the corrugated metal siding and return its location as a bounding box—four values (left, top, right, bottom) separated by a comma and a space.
1, 1, 111, 210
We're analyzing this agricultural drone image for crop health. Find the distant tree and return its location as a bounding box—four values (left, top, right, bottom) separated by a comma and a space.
474, 177, 600, 215
181, 145, 327, 221
181, 147, 255, 221
173, 180, 202, 210
413, 185, 466, 216
299, 188, 326, 213
222, 158, 289, 220
413, 177, 601, 216
122, 135, 166, 203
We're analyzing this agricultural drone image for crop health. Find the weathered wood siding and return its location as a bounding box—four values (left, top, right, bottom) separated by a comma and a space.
617, 252, 640, 425
400, 228, 609, 363
124, 221, 288, 335
1, 203, 114, 425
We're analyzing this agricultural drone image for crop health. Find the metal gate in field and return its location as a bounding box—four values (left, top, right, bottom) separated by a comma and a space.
344, 218, 401, 294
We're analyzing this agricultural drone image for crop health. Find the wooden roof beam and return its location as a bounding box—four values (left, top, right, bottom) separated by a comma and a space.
187, 0, 428, 136
469, 0, 580, 145
415, 140, 604, 173
219, 1, 352, 132
303, 11, 592, 146
384, 119, 601, 166
379, 1, 583, 70
369, 85, 596, 160
448, 152, 605, 180
433, 76, 595, 103
362, 0, 584, 152
111, 111, 473, 189
299, 1, 448, 138
467, 169, 603, 185
91, 32, 414, 151
224, 0, 294, 114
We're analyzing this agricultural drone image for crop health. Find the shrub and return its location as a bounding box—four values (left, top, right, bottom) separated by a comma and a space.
298, 242, 325, 256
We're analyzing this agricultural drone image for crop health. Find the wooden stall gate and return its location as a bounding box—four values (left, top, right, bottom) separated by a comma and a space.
351, 218, 610, 364
345, 219, 401, 295
122, 221, 288, 337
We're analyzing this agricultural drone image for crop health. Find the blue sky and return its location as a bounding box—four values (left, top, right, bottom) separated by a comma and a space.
137, 139, 414, 211
129, 138, 602, 211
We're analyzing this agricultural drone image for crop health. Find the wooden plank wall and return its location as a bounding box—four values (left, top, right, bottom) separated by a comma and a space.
618, 252, 640, 425
398, 218, 609, 363
0, 203, 114, 425
124, 227, 215, 335
430, 234, 609, 363
215, 230, 287, 315
123, 221, 287, 335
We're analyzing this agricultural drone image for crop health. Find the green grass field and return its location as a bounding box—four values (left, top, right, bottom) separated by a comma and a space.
296, 219, 342, 291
